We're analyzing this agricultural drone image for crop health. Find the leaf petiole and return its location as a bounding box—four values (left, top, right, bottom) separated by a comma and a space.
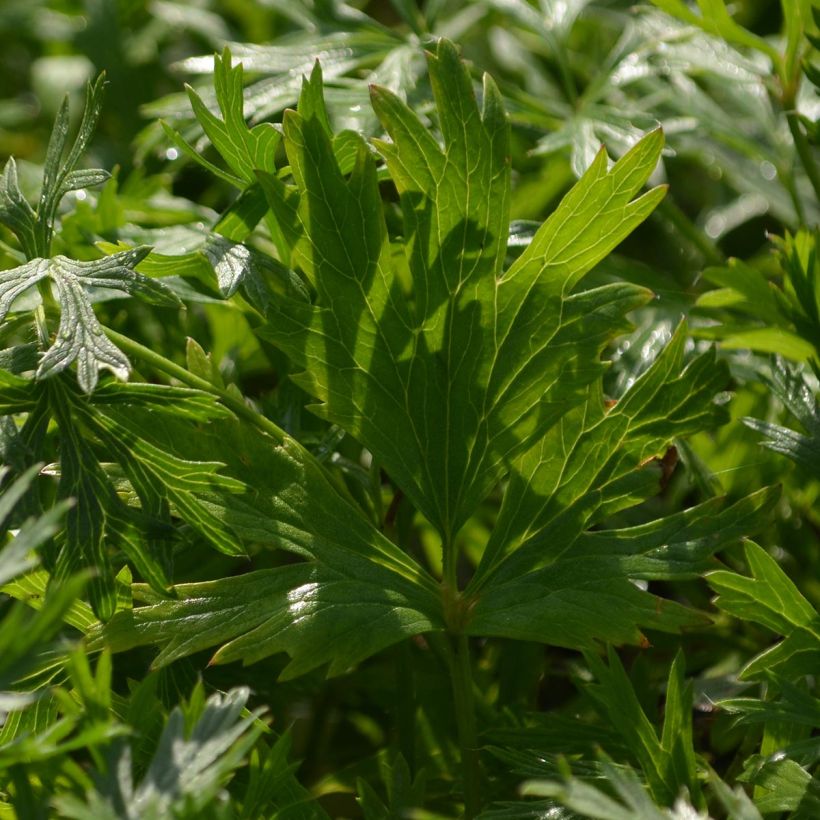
104, 328, 287, 443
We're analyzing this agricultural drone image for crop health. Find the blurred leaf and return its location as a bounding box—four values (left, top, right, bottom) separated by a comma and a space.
52, 686, 265, 820
744, 359, 820, 479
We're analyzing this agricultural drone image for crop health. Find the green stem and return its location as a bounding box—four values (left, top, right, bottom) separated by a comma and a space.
33, 279, 57, 348
33, 304, 49, 348
442, 531, 458, 590
448, 634, 481, 818
786, 109, 820, 215
105, 328, 286, 443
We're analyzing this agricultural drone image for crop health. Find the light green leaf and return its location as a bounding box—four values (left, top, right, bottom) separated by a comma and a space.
0, 246, 179, 393
53, 686, 265, 820
695, 326, 817, 363
698, 260, 786, 325
739, 755, 820, 815
185, 48, 281, 184
0, 158, 38, 258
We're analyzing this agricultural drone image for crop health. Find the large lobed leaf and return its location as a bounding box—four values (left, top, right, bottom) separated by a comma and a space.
92, 418, 442, 677
257, 39, 667, 544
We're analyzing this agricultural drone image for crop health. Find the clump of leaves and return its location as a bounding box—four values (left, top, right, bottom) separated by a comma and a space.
85, 40, 779, 816
696, 231, 820, 364
0, 79, 258, 619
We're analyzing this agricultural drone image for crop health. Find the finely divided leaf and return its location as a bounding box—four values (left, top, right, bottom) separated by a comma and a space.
0, 247, 179, 392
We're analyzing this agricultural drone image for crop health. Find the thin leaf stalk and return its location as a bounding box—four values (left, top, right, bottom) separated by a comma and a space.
33, 280, 56, 348
447, 633, 482, 818
104, 328, 286, 443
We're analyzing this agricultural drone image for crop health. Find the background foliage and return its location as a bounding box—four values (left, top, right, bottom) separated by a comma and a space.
0, 1, 818, 818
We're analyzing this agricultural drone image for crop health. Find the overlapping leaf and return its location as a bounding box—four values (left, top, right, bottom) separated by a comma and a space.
52, 686, 264, 820
0, 373, 251, 619
93, 416, 442, 676
461, 323, 778, 645
0, 74, 109, 259
88, 41, 777, 678
744, 359, 820, 478
0, 465, 76, 691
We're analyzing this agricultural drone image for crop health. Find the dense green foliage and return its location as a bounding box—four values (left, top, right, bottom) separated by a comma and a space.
0, 1, 818, 817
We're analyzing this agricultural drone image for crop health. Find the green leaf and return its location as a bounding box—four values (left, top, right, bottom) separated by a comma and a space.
185, 49, 281, 183
12, 375, 247, 619
579, 648, 701, 808
648, 0, 780, 64
258, 39, 667, 543
239, 733, 332, 820
739, 755, 820, 815
460, 321, 767, 648
470, 324, 730, 588
98, 562, 440, 678
0, 246, 179, 393
202, 234, 304, 301
52, 685, 265, 820
0, 464, 69, 587
695, 326, 817, 362
521, 758, 674, 820
0, 469, 82, 689
34, 73, 107, 256
708, 541, 820, 679
699, 260, 787, 325
744, 359, 820, 480
0, 158, 38, 258
92, 427, 442, 676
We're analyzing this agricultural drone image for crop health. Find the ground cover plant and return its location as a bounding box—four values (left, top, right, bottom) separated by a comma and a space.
0, 1, 818, 817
